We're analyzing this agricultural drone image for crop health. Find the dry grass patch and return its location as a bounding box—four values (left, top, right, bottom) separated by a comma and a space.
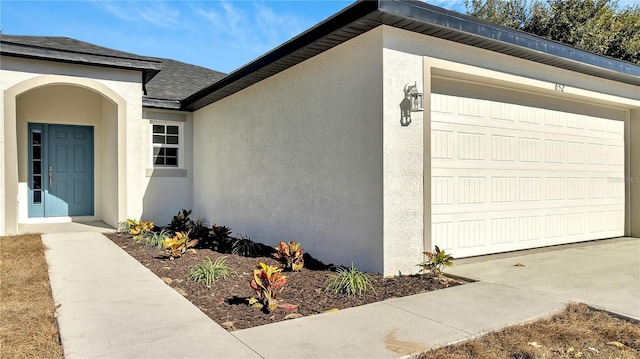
418, 303, 640, 359
0, 233, 63, 358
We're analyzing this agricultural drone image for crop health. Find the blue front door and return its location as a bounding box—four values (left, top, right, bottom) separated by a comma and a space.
28, 124, 94, 217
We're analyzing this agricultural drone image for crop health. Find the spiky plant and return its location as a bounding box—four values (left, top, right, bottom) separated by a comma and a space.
324, 263, 376, 298
138, 228, 171, 249
188, 218, 210, 239
188, 256, 235, 285
231, 234, 260, 257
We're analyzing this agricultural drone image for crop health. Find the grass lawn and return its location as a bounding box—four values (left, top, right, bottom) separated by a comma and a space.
0, 233, 63, 358
418, 303, 640, 359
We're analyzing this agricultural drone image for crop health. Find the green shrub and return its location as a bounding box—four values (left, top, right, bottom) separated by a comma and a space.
417, 245, 453, 276
169, 209, 192, 233
324, 263, 375, 298
188, 218, 209, 239
188, 256, 234, 285
211, 224, 232, 241
231, 235, 260, 257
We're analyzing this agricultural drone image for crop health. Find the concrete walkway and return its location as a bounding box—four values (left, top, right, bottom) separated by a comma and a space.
447, 237, 640, 321
35, 224, 639, 358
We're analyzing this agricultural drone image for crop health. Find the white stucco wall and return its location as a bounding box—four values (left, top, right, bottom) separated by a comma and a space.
381, 44, 425, 275
381, 26, 640, 263
141, 110, 194, 226
193, 28, 384, 273
631, 109, 640, 236
1, 56, 143, 233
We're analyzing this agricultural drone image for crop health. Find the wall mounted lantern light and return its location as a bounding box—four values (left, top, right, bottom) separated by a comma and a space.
400, 81, 424, 127
407, 81, 424, 112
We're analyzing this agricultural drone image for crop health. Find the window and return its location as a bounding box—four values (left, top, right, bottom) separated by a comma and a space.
31, 129, 43, 204
151, 123, 181, 167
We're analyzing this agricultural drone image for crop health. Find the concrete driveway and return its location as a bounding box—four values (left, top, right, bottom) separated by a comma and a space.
447, 237, 640, 320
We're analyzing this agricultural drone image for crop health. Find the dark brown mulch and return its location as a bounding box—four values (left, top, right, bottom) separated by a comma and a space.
105, 232, 464, 331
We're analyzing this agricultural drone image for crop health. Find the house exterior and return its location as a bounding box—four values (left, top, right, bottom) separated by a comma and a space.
2, 0, 639, 275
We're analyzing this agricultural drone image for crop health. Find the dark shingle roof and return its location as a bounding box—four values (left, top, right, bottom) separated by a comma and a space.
0, 34, 226, 109
1, 34, 153, 61
143, 57, 226, 102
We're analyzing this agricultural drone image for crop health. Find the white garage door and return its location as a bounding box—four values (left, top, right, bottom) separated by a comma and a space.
431, 93, 625, 258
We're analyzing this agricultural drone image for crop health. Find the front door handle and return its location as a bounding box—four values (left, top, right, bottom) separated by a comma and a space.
48, 166, 53, 187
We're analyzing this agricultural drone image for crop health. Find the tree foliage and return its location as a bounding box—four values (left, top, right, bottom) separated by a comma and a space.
464, 0, 640, 64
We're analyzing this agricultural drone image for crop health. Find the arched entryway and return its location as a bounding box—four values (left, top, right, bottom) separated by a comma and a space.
3, 75, 127, 234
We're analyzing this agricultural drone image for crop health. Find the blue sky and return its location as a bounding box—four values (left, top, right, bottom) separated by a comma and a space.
1, 1, 467, 73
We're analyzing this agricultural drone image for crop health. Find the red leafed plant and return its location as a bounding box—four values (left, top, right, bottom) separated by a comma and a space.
273, 241, 304, 271
248, 263, 287, 312
417, 245, 453, 276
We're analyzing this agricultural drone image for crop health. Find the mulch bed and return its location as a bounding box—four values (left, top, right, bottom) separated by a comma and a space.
105, 232, 464, 331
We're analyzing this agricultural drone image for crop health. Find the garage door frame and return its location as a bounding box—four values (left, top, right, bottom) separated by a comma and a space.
422, 57, 640, 257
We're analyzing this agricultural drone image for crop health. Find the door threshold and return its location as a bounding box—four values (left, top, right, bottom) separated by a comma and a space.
20, 216, 98, 224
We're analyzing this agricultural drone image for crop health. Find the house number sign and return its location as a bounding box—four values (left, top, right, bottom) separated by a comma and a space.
554, 83, 565, 92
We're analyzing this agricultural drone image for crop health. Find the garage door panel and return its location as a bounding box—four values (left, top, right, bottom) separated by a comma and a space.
431, 118, 624, 143
431, 93, 625, 258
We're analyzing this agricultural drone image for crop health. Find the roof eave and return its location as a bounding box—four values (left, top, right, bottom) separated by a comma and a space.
180, 0, 379, 111
0, 42, 162, 84
142, 97, 182, 110
378, 0, 639, 82
182, 0, 639, 111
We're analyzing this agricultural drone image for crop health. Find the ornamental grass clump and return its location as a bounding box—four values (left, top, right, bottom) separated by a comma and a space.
136, 227, 171, 249
324, 263, 375, 298
188, 256, 234, 286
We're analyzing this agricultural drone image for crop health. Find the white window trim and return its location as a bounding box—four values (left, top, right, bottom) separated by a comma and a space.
149, 121, 184, 169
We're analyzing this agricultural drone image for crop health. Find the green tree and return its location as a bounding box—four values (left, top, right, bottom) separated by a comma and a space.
465, 0, 640, 64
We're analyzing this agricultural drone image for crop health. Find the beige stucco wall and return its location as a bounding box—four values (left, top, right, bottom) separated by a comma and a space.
381, 25, 640, 262
381, 45, 425, 275
1, 56, 143, 233
631, 109, 640, 236
142, 110, 194, 226
193, 28, 384, 273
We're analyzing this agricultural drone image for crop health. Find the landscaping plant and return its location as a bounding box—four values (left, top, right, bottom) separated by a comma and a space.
324, 263, 375, 298
116, 220, 131, 234
126, 218, 154, 240
231, 234, 260, 257
169, 209, 192, 233
417, 245, 453, 276
248, 262, 287, 312
188, 256, 235, 285
211, 224, 232, 241
188, 218, 209, 239
137, 227, 171, 249
163, 231, 198, 259
273, 241, 304, 271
